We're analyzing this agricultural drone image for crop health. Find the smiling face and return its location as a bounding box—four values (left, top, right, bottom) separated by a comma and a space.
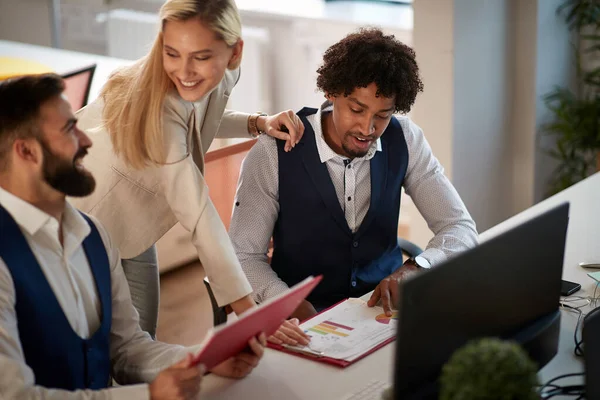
162, 17, 242, 102
38, 94, 95, 197
324, 83, 395, 159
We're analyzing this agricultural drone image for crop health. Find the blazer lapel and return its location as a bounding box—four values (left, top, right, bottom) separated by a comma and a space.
301, 133, 352, 237
197, 83, 229, 158
356, 148, 388, 238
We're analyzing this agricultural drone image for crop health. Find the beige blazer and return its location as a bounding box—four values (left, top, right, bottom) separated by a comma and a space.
71, 68, 252, 305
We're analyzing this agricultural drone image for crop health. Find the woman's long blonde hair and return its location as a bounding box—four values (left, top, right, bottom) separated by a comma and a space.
101, 0, 242, 169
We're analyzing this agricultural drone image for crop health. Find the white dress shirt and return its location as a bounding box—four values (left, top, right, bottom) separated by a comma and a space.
229, 102, 479, 303
0, 187, 197, 400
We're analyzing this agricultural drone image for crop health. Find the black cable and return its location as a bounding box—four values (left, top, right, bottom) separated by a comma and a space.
536, 383, 562, 390
542, 391, 585, 399
540, 385, 585, 399
541, 372, 585, 387
538, 372, 585, 397
561, 302, 585, 357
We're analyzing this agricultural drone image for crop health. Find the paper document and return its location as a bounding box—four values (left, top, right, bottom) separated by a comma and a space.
284, 298, 396, 362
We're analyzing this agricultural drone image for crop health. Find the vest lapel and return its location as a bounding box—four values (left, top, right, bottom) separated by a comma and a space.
300, 123, 352, 237
80, 214, 111, 329
0, 205, 73, 328
356, 142, 388, 238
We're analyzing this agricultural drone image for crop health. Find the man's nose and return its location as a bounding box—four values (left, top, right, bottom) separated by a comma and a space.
358, 118, 376, 136
76, 127, 93, 149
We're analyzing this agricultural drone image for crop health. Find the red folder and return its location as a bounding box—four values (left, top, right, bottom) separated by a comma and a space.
267, 299, 396, 368
191, 275, 322, 370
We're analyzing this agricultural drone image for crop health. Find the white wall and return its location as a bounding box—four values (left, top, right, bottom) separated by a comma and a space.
0, 0, 53, 47
452, 0, 514, 231
511, 0, 575, 211
532, 0, 575, 203
409, 0, 575, 249
0, 0, 107, 54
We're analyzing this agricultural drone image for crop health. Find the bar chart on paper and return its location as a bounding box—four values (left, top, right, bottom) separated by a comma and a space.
308, 320, 354, 337
288, 299, 397, 362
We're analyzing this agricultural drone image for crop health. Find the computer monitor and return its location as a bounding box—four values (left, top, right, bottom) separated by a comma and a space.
393, 202, 569, 399
61, 64, 96, 112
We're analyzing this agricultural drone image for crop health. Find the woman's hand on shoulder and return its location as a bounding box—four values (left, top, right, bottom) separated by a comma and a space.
258, 110, 305, 152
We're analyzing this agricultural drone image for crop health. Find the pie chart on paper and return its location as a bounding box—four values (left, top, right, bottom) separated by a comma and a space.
375, 312, 399, 325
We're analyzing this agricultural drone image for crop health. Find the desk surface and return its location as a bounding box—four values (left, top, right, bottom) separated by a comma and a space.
199, 172, 600, 399
482, 172, 600, 393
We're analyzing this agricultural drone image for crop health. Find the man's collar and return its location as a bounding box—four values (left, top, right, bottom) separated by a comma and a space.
0, 186, 90, 239
313, 101, 382, 164
0, 185, 52, 235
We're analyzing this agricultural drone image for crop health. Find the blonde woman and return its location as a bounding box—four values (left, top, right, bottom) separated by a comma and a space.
72, 0, 309, 345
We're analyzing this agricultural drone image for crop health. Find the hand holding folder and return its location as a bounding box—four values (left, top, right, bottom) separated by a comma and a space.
191, 275, 322, 370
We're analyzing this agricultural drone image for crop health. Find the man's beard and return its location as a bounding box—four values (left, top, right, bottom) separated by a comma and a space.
40, 141, 96, 197
342, 132, 375, 158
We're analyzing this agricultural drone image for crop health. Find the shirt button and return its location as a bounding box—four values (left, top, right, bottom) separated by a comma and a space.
351, 281, 357, 287
347, 196, 352, 201
353, 241, 359, 248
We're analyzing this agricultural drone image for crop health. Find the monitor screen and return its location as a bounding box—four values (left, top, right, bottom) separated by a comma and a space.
394, 203, 569, 398
62, 65, 95, 112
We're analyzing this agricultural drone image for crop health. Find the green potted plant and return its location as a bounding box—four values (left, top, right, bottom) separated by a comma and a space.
439, 337, 539, 400
542, 0, 600, 195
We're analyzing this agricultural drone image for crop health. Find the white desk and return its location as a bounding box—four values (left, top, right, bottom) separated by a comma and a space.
199, 172, 600, 399
481, 172, 600, 392
0, 40, 131, 103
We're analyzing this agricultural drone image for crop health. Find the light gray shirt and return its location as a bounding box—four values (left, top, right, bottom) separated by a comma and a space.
0, 187, 198, 400
229, 102, 479, 303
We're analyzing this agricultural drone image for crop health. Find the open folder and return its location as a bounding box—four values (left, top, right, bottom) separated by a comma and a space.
268, 298, 396, 367
191, 275, 322, 370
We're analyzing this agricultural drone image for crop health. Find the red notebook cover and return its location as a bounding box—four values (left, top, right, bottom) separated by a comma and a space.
191, 275, 322, 370
268, 299, 396, 368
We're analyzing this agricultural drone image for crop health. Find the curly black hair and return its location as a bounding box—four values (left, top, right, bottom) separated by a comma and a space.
316, 28, 423, 114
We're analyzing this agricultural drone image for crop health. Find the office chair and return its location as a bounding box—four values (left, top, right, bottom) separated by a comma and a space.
204, 238, 424, 327
61, 64, 96, 112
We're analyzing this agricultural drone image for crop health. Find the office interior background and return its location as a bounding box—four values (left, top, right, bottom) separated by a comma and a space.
0, 0, 581, 268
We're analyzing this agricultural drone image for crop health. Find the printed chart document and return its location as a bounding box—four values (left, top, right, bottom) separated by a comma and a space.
269, 298, 397, 367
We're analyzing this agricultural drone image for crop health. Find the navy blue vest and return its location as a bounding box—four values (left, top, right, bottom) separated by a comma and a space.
271, 108, 409, 309
0, 205, 112, 390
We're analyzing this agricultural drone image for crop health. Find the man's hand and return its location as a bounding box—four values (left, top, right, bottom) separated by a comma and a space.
211, 333, 267, 379
268, 318, 311, 346
291, 299, 318, 322
149, 354, 204, 400
367, 263, 420, 316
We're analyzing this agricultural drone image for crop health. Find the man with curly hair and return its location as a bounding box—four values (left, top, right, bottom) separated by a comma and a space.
229, 28, 478, 330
